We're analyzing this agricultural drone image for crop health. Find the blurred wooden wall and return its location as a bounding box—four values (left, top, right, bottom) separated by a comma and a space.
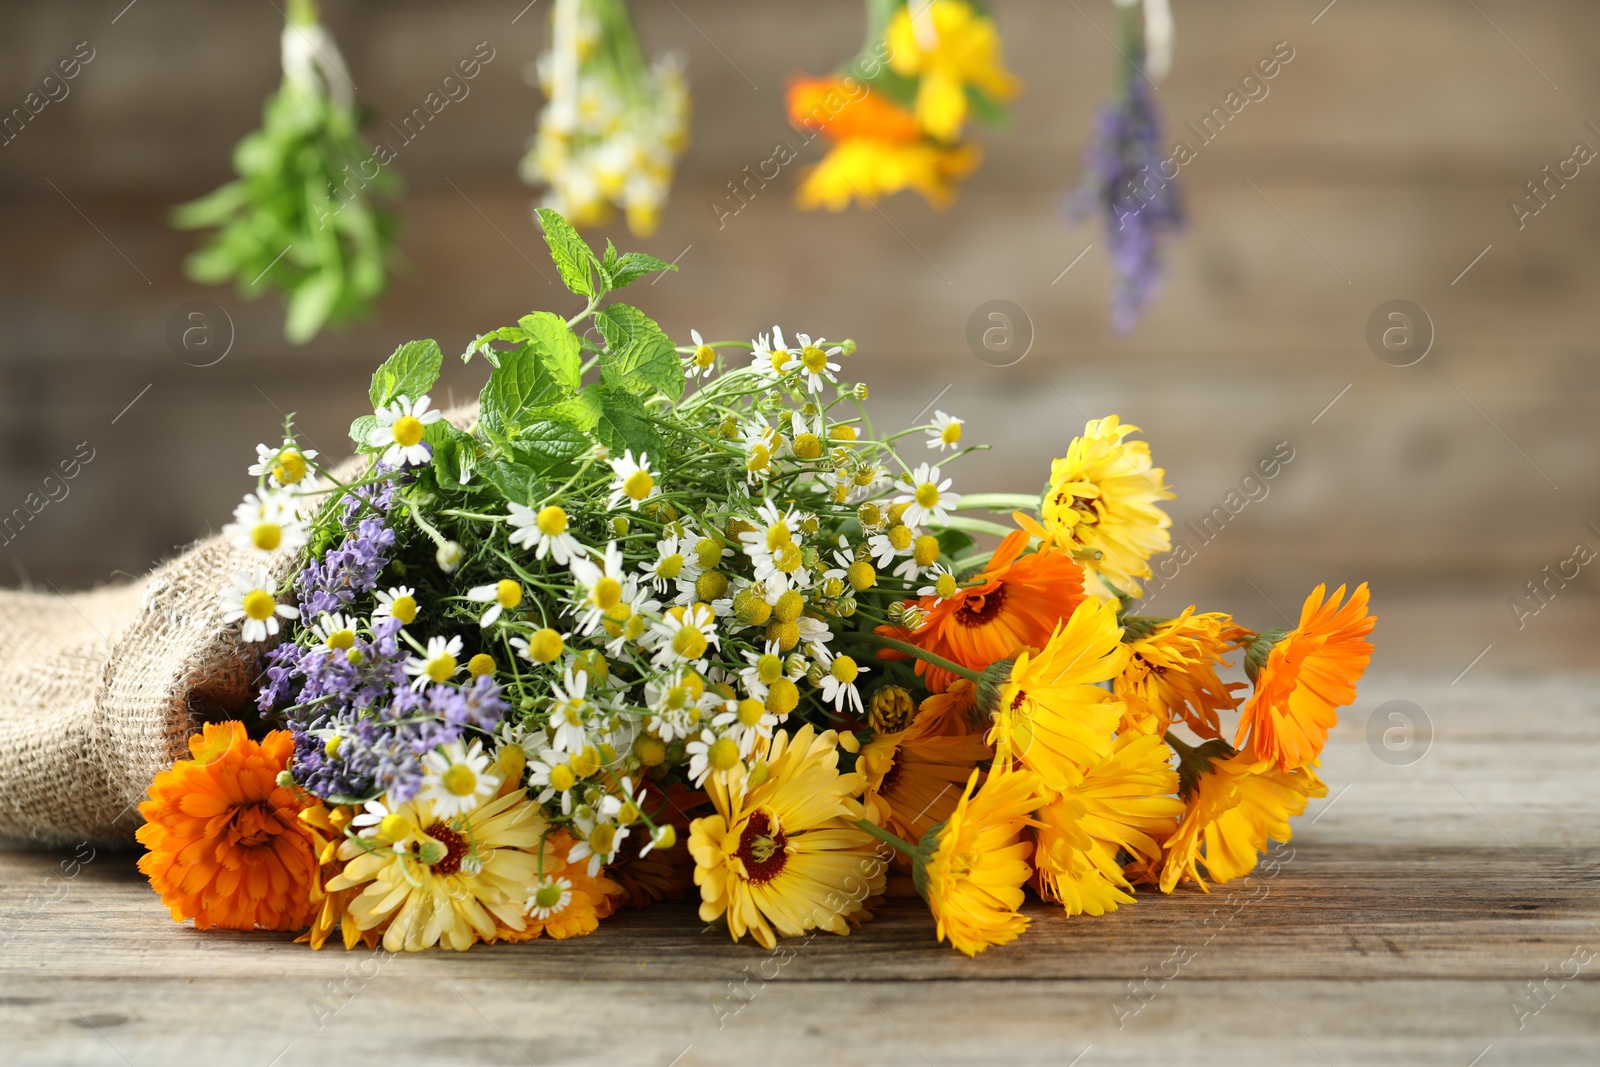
1, 0, 1596, 669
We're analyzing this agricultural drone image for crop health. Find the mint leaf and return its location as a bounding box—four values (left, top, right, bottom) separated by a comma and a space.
592, 384, 664, 459
517, 311, 583, 393
349, 414, 378, 451
597, 304, 683, 402
369, 339, 444, 408
511, 419, 591, 471
535, 208, 596, 298
608, 251, 676, 289
461, 326, 527, 367
542, 387, 603, 434
481, 459, 544, 506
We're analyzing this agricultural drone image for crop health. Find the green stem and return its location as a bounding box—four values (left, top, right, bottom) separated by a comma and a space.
854, 819, 917, 858
860, 632, 984, 685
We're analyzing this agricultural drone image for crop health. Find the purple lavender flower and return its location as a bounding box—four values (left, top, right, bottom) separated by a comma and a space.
1072, 59, 1184, 334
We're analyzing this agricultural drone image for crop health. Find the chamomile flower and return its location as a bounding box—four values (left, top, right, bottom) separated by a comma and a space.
312, 611, 359, 652
685, 726, 743, 786
607, 450, 658, 511
795, 616, 836, 666
713, 696, 780, 757
527, 747, 581, 813
651, 604, 720, 667
788, 411, 828, 462
894, 532, 945, 581
467, 579, 523, 628
740, 420, 780, 484
527, 876, 574, 921
507, 502, 583, 565
750, 326, 793, 385
600, 577, 661, 656
643, 535, 698, 594
868, 524, 916, 569
926, 411, 964, 452
568, 812, 629, 878
739, 501, 808, 588
644, 671, 710, 742
511, 628, 568, 665
687, 329, 717, 379
223, 490, 306, 555
569, 541, 628, 635
248, 442, 319, 488
782, 333, 843, 393
546, 667, 596, 753
824, 543, 877, 597
818, 654, 868, 714
737, 645, 796, 702
895, 463, 960, 528
419, 740, 501, 819
367, 394, 443, 467
919, 563, 962, 600
219, 567, 299, 643
404, 635, 463, 690
373, 585, 420, 626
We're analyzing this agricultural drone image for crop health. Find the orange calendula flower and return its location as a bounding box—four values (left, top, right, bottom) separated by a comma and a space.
786, 76, 922, 142
493, 829, 626, 942
1115, 608, 1247, 739
914, 677, 982, 737
861, 714, 993, 848
879, 528, 1085, 693
914, 765, 1046, 957
1033, 733, 1184, 916
136, 720, 319, 932
985, 597, 1129, 791
1159, 739, 1327, 893
1235, 583, 1375, 770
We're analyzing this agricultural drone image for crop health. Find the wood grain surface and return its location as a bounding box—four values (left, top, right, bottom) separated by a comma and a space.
3, 671, 1597, 1065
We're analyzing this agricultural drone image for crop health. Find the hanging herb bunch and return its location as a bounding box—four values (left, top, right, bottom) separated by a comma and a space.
174, 0, 399, 344
785, 0, 1020, 211
1071, 0, 1184, 334
522, 0, 689, 237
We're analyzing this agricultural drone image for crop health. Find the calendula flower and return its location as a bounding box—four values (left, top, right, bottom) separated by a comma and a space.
136, 721, 318, 931
925, 410, 964, 452
373, 584, 419, 625
608, 449, 658, 511
467, 578, 523, 628
1032, 732, 1184, 916
1116, 608, 1245, 739
419, 740, 502, 819
877, 529, 1085, 693
1235, 583, 1375, 770
860, 714, 992, 847
689, 724, 885, 949
404, 635, 463, 690
368, 394, 443, 467
895, 463, 959, 528
326, 789, 550, 951
913, 765, 1044, 957
220, 566, 299, 643
886, 0, 1021, 142
1160, 738, 1326, 892
249, 441, 319, 488
508, 502, 583, 565
985, 597, 1129, 791
1033, 415, 1174, 598
818, 654, 869, 714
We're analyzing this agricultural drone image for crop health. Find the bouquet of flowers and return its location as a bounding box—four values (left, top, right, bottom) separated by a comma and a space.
135, 210, 1375, 955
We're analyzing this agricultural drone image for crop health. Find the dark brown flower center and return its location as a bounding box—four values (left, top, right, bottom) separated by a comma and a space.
954, 584, 1007, 627
736, 809, 788, 885
423, 822, 469, 875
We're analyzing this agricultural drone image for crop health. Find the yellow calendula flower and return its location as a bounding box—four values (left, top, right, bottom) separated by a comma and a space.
1159, 739, 1327, 893
983, 597, 1129, 791
860, 714, 992, 848
1032, 733, 1184, 916
798, 137, 981, 211
1035, 415, 1174, 599
688, 724, 887, 949
1115, 608, 1246, 739
914, 765, 1046, 957
887, 0, 1021, 142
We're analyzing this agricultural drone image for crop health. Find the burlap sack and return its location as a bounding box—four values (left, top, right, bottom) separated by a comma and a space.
0, 408, 476, 850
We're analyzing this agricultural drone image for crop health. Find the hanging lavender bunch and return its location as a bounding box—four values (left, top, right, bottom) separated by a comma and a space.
1071, 2, 1183, 334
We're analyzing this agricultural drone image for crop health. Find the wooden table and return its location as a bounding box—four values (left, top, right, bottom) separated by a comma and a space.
3, 672, 1597, 1066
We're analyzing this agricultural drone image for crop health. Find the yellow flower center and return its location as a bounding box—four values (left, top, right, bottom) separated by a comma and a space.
425, 652, 457, 683
656, 553, 685, 580
251, 522, 283, 551
773, 544, 803, 574
536, 505, 568, 535
831, 656, 859, 685
672, 624, 709, 661
888, 525, 914, 551
696, 571, 729, 602
272, 451, 308, 484
637, 736, 667, 766
935, 573, 959, 599
768, 349, 789, 373
574, 649, 609, 683
831, 425, 858, 442
792, 433, 823, 460
766, 677, 799, 715
682, 671, 706, 700
846, 561, 876, 591
941, 422, 963, 445
548, 764, 576, 792
915, 482, 940, 509
392, 414, 425, 448
737, 698, 767, 727
242, 589, 276, 621
323, 735, 342, 759
623, 469, 655, 501
592, 575, 623, 610
747, 445, 771, 473
533, 881, 567, 910
756, 653, 784, 685
467, 653, 495, 678
588, 824, 616, 857
913, 535, 941, 567
441, 764, 478, 797
388, 594, 418, 625
821, 576, 845, 598
765, 619, 800, 652
802, 346, 829, 374
526, 628, 564, 663
858, 503, 883, 527
694, 344, 716, 368
708, 736, 741, 771
379, 813, 411, 841
765, 521, 792, 550
570, 746, 601, 778
496, 579, 523, 608
694, 538, 723, 569
772, 590, 805, 623
325, 628, 356, 651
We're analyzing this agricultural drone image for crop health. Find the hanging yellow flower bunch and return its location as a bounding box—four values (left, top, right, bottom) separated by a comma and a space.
787, 0, 1019, 211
